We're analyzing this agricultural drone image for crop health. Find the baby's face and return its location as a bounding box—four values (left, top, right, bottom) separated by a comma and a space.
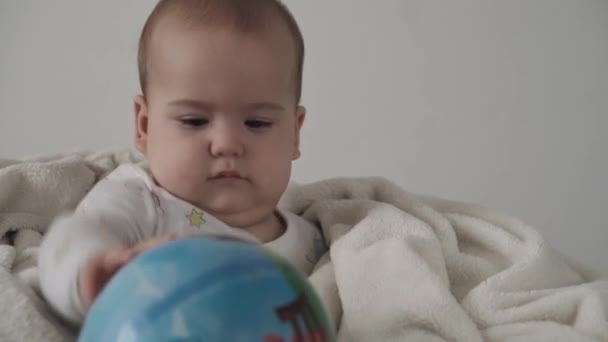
135, 22, 304, 227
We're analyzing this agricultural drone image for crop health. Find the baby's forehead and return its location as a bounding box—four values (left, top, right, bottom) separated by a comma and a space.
149, 9, 297, 65
152, 14, 287, 44
144, 23, 298, 105
148, 18, 297, 72
146, 7, 297, 67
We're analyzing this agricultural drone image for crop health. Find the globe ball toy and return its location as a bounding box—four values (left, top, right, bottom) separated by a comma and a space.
79, 236, 336, 342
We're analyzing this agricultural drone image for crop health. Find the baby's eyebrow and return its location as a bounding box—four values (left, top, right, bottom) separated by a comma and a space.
168, 99, 214, 112
167, 99, 286, 113
245, 102, 286, 112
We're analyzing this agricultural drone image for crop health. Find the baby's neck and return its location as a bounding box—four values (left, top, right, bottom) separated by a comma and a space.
241, 211, 286, 243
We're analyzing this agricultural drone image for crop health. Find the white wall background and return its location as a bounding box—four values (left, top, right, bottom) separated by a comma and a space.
1, 1, 606, 273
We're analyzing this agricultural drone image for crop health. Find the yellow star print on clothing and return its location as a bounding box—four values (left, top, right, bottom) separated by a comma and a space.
187, 208, 206, 228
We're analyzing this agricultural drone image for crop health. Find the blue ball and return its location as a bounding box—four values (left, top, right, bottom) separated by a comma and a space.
79, 237, 335, 342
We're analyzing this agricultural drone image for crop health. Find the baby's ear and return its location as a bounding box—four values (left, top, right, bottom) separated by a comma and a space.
134, 95, 149, 154
293, 105, 306, 160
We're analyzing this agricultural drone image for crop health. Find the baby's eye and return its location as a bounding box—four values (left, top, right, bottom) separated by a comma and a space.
245, 119, 273, 129
180, 118, 209, 127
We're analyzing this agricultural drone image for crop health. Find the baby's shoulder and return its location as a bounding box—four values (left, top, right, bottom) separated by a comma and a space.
96, 164, 153, 190
105, 164, 152, 185
83, 164, 155, 202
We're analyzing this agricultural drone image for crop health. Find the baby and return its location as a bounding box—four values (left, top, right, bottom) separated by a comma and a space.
38, 0, 325, 326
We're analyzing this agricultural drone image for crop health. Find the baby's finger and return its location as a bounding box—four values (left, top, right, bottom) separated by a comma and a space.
103, 247, 136, 270
79, 254, 119, 310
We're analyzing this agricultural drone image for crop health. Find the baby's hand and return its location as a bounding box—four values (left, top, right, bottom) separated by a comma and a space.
78, 233, 177, 312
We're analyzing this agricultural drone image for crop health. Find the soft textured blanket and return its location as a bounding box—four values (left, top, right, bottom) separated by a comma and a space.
1, 150, 606, 341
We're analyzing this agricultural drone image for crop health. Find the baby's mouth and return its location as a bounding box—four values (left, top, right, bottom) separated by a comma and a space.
209, 171, 246, 180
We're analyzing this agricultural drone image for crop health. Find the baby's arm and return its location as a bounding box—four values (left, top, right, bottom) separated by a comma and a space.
38, 177, 159, 325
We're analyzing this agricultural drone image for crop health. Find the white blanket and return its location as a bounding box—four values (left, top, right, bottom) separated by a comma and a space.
1, 150, 607, 341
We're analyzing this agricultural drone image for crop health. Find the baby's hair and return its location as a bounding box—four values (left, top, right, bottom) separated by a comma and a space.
137, 0, 305, 103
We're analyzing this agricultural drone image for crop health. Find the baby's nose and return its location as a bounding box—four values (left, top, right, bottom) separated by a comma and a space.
209, 124, 245, 157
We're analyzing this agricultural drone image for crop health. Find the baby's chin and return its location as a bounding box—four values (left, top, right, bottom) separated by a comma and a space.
200, 195, 276, 226
202, 197, 248, 214
199, 195, 257, 216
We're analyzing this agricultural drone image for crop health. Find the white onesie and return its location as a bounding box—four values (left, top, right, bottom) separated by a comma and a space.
38, 164, 327, 325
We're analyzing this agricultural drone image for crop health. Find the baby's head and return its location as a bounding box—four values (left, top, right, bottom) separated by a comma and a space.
134, 0, 305, 228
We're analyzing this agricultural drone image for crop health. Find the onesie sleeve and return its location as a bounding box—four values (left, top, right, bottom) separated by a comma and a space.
38, 171, 158, 325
